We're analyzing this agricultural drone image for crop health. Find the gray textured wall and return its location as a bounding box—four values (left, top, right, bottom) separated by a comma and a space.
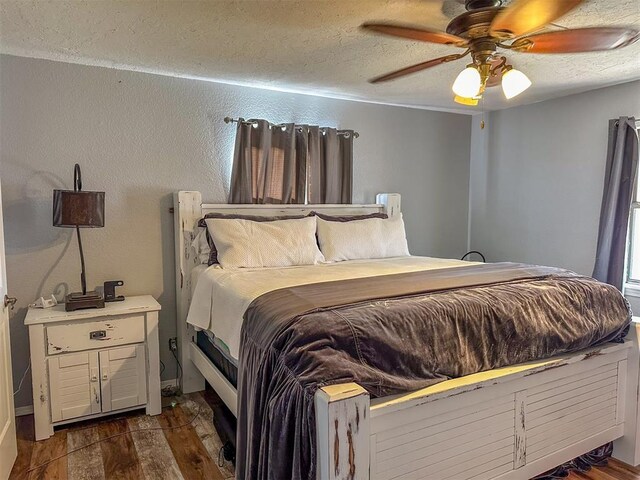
0, 54, 472, 409
469, 80, 640, 275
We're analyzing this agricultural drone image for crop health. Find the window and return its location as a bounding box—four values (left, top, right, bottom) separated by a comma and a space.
624, 120, 640, 286
228, 119, 354, 205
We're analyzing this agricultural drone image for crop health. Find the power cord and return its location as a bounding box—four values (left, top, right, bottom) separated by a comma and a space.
461, 250, 486, 262
160, 340, 183, 397
13, 361, 31, 397
25, 401, 202, 474
160, 351, 183, 397
171, 345, 183, 390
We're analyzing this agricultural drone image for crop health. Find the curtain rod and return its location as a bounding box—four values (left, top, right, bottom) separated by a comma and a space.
224, 117, 359, 138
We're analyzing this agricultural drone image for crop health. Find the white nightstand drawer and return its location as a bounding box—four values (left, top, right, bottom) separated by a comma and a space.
46, 314, 145, 355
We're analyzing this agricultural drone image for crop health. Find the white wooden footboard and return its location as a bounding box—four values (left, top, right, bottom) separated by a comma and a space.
316, 339, 639, 480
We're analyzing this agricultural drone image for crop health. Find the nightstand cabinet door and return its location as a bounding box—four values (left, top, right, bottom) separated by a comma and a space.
48, 351, 101, 422
99, 344, 147, 413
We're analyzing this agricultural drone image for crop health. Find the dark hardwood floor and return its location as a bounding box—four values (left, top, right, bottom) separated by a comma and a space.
9, 390, 234, 480
567, 460, 640, 480
8, 387, 640, 479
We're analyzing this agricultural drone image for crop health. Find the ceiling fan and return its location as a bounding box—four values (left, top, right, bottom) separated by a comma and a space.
361, 0, 640, 105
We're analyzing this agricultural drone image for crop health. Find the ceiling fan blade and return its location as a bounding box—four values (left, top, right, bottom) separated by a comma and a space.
490, 0, 584, 37
511, 27, 640, 53
369, 53, 467, 83
361, 23, 468, 47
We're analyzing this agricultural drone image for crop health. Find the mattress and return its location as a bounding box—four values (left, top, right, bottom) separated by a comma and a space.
186, 256, 475, 359
196, 330, 238, 387
192, 264, 239, 385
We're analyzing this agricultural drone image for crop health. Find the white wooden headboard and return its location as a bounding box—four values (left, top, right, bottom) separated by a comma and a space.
172, 191, 400, 393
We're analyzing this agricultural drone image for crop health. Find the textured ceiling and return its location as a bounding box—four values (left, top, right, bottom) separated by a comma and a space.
1, 0, 639, 113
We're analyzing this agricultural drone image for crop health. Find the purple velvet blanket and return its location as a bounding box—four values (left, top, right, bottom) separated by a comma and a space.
235, 262, 631, 480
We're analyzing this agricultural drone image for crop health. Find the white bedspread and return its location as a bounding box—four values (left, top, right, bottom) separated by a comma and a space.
186, 256, 473, 360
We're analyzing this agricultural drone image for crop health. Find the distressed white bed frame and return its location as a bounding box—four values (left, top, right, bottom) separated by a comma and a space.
174, 190, 640, 480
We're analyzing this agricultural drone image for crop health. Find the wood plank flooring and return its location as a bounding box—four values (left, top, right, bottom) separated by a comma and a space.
8, 388, 640, 480
568, 459, 640, 480
10, 391, 235, 480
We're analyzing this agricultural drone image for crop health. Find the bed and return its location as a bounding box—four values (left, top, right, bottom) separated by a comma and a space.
174, 190, 640, 480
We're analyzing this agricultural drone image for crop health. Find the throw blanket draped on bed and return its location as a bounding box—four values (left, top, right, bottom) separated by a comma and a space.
236, 263, 631, 480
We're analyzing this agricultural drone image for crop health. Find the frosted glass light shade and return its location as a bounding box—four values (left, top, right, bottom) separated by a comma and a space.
452, 67, 481, 98
502, 68, 532, 99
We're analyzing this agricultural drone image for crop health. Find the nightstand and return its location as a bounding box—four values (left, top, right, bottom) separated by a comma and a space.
25, 295, 162, 440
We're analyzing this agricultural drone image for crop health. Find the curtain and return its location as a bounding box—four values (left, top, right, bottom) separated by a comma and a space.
304, 126, 354, 204
592, 116, 639, 289
228, 119, 306, 204
229, 119, 354, 204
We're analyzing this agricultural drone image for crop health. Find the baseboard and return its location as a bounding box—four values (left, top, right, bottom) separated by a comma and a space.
15, 405, 34, 417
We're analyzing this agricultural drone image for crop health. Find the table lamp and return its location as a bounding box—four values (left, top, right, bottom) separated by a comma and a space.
53, 164, 105, 311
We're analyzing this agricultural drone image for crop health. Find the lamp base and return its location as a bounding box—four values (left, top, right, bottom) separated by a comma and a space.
65, 291, 105, 312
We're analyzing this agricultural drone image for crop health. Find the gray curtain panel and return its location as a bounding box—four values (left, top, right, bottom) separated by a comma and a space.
297, 125, 319, 203
305, 126, 354, 204
229, 119, 354, 204
593, 116, 639, 290
228, 119, 306, 204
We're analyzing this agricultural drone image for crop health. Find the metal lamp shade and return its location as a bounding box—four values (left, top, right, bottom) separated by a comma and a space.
53, 190, 105, 228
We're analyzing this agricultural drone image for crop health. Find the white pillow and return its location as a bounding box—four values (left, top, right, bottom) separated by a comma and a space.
205, 216, 325, 268
316, 214, 410, 262
191, 228, 211, 264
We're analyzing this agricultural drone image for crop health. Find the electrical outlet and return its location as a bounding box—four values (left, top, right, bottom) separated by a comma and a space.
168, 337, 178, 352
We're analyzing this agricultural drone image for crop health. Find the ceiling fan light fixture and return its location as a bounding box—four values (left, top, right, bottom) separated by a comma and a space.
452, 66, 482, 98
501, 67, 532, 99
361, 0, 639, 106
454, 95, 479, 106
